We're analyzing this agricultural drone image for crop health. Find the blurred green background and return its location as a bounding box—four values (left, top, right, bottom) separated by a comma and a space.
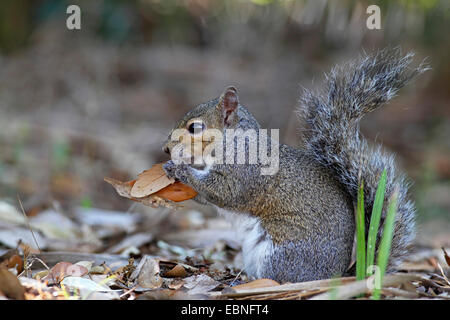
0, 0, 448, 239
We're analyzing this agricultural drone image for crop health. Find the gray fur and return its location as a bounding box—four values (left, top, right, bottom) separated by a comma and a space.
297, 48, 429, 269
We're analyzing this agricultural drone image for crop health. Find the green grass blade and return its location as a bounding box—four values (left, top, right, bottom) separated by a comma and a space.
372, 189, 398, 300
366, 169, 387, 275
355, 180, 366, 281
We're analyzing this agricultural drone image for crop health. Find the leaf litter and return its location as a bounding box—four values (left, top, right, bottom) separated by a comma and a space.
0, 174, 449, 300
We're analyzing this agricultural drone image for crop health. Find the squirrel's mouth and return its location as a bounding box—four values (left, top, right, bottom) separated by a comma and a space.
191, 156, 208, 170
170, 155, 208, 171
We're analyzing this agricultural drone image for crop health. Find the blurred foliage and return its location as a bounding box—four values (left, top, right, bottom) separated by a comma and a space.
0, 0, 31, 53
52, 139, 71, 172
0, 0, 448, 53
0, 0, 448, 222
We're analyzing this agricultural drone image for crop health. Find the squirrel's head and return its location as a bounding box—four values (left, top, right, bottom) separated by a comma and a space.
163, 86, 260, 165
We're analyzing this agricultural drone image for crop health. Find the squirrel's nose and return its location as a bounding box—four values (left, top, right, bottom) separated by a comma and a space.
163, 146, 170, 154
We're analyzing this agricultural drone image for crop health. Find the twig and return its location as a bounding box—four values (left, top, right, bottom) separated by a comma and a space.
229, 269, 244, 287
17, 194, 41, 253
119, 286, 137, 299
221, 276, 356, 298
437, 262, 450, 286
311, 273, 423, 300
381, 287, 419, 299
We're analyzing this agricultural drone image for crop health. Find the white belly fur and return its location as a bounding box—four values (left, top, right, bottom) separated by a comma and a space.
215, 207, 274, 279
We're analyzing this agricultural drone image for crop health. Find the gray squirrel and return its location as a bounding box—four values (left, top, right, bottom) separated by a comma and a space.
162, 48, 428, 282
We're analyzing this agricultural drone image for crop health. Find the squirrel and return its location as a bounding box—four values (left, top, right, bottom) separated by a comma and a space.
161, 48, 428, 283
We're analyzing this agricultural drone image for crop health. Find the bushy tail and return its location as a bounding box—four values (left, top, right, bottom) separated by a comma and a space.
297, 48, 429, 269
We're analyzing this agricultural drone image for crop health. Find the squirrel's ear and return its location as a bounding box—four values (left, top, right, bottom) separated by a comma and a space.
219, 86, 239, 126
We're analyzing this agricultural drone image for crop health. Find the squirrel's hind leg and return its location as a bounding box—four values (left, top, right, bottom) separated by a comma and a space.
259, 238, 353, 283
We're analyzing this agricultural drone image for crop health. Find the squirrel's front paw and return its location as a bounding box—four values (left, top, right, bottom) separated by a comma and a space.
163, 160, 177, 178
163, 160, 191, 184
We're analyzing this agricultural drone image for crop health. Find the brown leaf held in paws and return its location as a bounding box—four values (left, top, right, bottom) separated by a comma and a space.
131, 164, 175, 198
105, 163, 197, 208
154, 182, 198, 202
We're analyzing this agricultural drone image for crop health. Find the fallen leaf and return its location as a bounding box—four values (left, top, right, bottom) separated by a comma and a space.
30, 209, 78, 240
65, 264, 89, 277
45, 261, 71, 283
168, 279, 186, 290
61, 277, 118, 295
0, 268, 25, 299
45, 261, 88, 283
130, 256, 162, 289
89, 274, 117, 287
90, 266, 106, 274
74, 207, 141, 229
0, 202, 26, 225
131, 164, 175, 198
74, 261, 93, 272
0, 249, 19, 264
33, 252, 129, 271
6, 255, 23, 274
34, 270, 50, 280
183, 274, 220, 295
163, 264, 187, 278
0, 227, 48, 250
0, 249, 23, 274
443, 247, 450, 267
104, 178, 136, 198
106, 232, 153, 255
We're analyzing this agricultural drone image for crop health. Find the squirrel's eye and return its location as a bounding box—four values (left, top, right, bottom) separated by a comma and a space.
188, 122, 206, 135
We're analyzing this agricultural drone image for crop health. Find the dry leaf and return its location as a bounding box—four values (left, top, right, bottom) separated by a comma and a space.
106, 232, 153, 255
105, 162, 198, 208
104, 177, 136, 198
60, 277, 118, 298
0, 249, 23, 274
0, 228, 48, 250
131, 164, 175, 198
0, 268, 25, 299
34, 270, 50, 280
104, 177, 177, 208
130, 256, 163, 289
163, 264, 187, 278
154, 182, 198, 202
0, 201, 26, 225
65, 264, 89, 277
168, 279, 186, 290
33, 252, 129, 271
45, 261, 88, 283
90, 266, 106, 274
75, 261, 93, 272
183, 274, 220, 295
6, 255, 23, 274
45, 261, 72, 283
442, 247, 450, 267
